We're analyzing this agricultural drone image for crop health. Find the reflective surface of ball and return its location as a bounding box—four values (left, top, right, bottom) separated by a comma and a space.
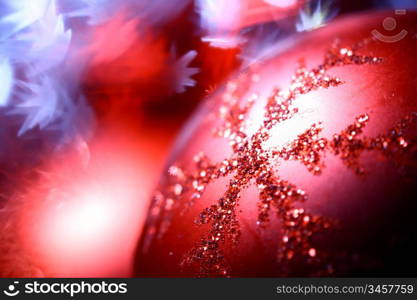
135, 11, 417, 277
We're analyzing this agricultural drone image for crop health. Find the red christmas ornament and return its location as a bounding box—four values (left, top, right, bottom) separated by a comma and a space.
135, 11, 417, 277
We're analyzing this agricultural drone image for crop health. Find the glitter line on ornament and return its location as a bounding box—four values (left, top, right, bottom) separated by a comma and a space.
144, 42, 417, 277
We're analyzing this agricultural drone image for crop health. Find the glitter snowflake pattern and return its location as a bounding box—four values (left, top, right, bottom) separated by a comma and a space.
144, 44, 417, 277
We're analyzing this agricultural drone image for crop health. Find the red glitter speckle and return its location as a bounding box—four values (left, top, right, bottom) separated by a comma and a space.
143, 42, 417, 277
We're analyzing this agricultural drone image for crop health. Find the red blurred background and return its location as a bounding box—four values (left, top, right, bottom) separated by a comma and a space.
1, 0, 413, 277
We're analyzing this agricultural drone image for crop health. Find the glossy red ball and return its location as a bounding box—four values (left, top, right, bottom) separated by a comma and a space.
135, 11, 417, 277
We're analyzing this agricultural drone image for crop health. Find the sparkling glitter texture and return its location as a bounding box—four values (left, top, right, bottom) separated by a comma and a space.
142, 42, 417, 277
